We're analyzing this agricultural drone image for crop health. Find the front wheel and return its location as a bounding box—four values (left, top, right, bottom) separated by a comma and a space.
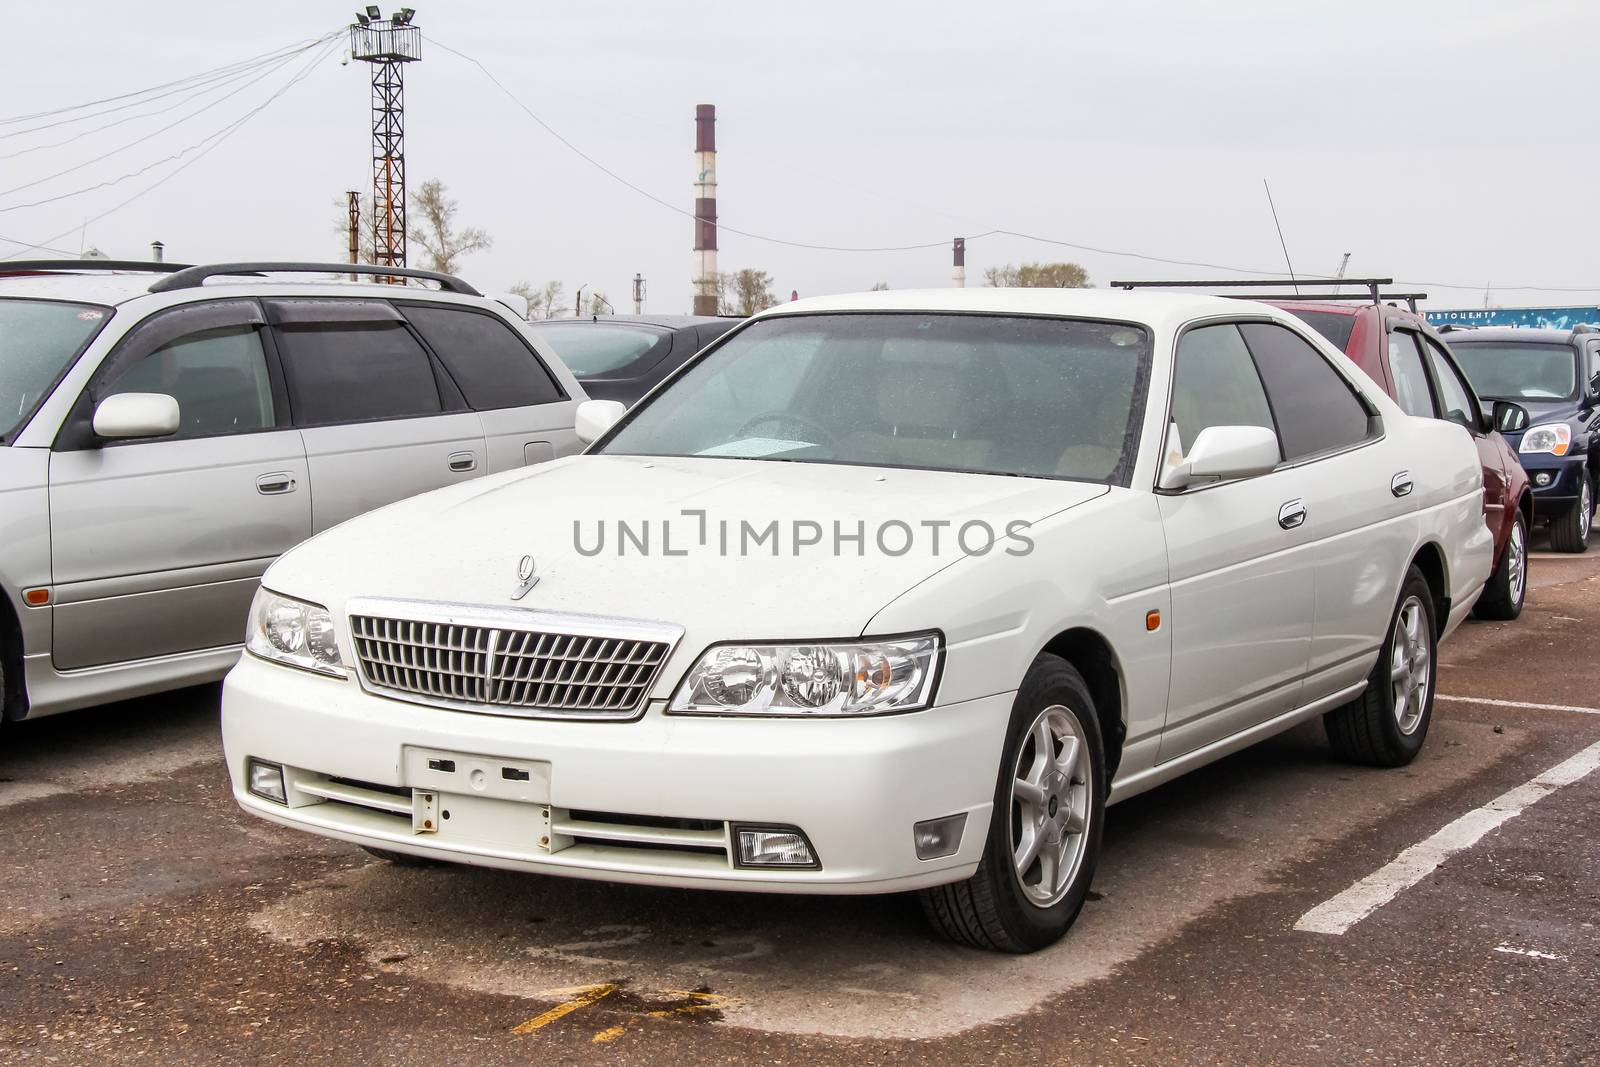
919, 654, 1106, 953
1473, 509, 1528, 620
1548, 473, 1592, 554
1325, 566, 1438, 767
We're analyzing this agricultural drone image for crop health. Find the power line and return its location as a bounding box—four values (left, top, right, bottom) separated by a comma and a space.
0, 45, 320, 198
0, 31, 341, 131
0, 40, 339, 261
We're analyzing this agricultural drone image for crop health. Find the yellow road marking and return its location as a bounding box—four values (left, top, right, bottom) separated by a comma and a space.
511, 984, 616, 1034
591, 1025, 627, 1044
592, 990, 733, 1042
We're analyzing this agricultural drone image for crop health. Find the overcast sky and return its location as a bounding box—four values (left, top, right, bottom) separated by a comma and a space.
2, 1, 1597, 312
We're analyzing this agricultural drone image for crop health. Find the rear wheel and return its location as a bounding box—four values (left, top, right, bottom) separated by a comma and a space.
919, 655, 1106, 953
1325, 566, 1437, 767
1473, 509, 1528, 620
1549, 474, 1592, 553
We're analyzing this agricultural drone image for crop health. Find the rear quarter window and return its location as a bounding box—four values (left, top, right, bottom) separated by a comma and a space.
403, 305, 564, 409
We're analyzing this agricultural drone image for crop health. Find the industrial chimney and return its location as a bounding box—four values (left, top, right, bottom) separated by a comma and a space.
692, 104, 718, 315
952, 237, 965, 288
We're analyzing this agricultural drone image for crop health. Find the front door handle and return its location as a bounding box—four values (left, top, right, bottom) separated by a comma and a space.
1278, 498, 1307, 530
256, 472, 297, 495
1391, 470, 1414, 498
448, 451, 478, 473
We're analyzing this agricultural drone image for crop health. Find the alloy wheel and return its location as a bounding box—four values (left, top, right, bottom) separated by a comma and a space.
1582, 479, 1593, 542
1009, 704, 1093, 907
1390, 595, 1431, 735
1507, 519, 1527, 607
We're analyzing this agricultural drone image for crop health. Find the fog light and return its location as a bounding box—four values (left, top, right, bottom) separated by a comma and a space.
247, 758, 287, 804
1535, 472, 1553, 487
913, 812, 968, 860
734, 826, 817, 868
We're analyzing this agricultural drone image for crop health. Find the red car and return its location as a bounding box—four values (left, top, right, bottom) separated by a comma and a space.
1111, 279, 1531, 620
1272, 296, 1530, 620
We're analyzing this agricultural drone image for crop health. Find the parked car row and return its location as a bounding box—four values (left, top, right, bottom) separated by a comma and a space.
0, 263, 1506, 953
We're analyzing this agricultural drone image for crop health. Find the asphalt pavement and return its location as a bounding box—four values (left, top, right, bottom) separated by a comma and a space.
2, 547, 1597, 1065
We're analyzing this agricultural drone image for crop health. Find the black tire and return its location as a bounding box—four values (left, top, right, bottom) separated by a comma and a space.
919, 654, 1106, 953
1473, 509, 1528, 620
1325, 566, 1438, 767
1548, 473, 1593, 554
360, 846, 439, 867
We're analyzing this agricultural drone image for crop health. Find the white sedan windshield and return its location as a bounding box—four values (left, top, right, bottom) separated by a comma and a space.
599, 312, 1150, 483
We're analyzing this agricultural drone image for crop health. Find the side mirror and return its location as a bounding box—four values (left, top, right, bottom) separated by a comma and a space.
1161, 425, 1280, 489
574, 399, 627, 446
1491, 399, 1529, 434
92, 393, 179, 441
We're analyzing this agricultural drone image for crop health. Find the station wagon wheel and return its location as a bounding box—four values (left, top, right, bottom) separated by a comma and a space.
1010, 705, 1092, 906
1325, 565, 1438, 767
1473, 510, 1527, 620
919, 654, 1106, 953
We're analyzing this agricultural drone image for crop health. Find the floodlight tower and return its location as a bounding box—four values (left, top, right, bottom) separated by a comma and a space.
350, 7, 420, 274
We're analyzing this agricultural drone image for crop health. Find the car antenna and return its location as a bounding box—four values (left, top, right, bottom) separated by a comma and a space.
1263, 178, 1300, 297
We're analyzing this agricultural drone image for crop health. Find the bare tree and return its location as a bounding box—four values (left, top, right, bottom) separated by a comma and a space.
720, 269, 777, 316
588, 291, 613, 316
984, 261, 1092, 288
870, 281, 890, 291
508, 280, 565, 320
407, 178, 492, 275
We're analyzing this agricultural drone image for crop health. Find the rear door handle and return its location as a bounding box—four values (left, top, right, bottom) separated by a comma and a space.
1278, 498, 1307, 530
1391, 470, 1414, 498
256, 472, 296, 495
448, 451, 478, 473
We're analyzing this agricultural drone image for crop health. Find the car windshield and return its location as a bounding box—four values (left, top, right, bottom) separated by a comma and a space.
533, 322, 666, 376
0, 299, 111, 440
1449, 342, 1577, 400
598, 312, 1151, 483
1284, 310, 1356, 352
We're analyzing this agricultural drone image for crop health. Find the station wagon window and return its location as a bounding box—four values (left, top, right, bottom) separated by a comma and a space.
402, 305, 564, 408
102, 325, 275, 436
1169, 324, 1277, 459
275, 322, 442, 425
0, 299, 110, 440
1421, 337, 1478, 430
1386, 331, 1435, 418
1239, 322, 1371, 460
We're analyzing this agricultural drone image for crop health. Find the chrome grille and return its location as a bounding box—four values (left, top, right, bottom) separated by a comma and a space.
349, 605, 677, 719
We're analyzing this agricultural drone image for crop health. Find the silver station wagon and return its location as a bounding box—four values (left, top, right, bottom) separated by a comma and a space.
0, 260, 583, 727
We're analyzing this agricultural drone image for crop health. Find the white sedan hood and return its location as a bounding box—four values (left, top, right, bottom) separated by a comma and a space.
267, 454, 1107, 643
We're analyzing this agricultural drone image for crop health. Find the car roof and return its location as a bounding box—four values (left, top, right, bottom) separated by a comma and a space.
529, 314, 738, 329
1445, 327, 1579, 345
0, 270, 487, 308
754, 287, 1281, 330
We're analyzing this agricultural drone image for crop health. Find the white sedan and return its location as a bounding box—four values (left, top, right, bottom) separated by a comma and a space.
221, 289, 1491, 952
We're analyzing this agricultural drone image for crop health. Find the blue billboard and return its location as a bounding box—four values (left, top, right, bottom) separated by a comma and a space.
1424, 306, 1600, 329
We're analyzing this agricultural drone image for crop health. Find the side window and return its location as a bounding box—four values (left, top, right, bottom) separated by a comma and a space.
1238, 322, 1371, 460
274, 323, 442, 425
402, 306, 563, 409
1386, 331, 1436, 418
102, 325, 274, 437
1169, 324, 1278, 458
1421, 338, 1478, 431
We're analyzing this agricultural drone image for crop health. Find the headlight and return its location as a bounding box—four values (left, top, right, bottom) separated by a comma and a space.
1520, 423, 1572, 456
670, 633, 940, 716
245, 588, 346, 678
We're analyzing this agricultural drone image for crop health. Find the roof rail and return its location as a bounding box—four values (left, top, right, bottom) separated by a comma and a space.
1108, 277, 1425, 313
147, 261, 481, 296
0, 259, 192, 275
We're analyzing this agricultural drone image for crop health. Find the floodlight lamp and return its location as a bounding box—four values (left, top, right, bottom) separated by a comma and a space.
366, 5, 382, 19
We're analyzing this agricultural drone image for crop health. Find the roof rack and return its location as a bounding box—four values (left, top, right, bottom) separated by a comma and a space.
1109, 277, 1426, 313
147, 261, 481, 296
0, 259, 192, 275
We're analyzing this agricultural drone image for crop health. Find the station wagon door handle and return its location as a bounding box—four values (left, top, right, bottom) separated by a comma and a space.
448, 451, 478, 473
1391, 470, 1414, 498
1278, 498, 1307, 530
255, 472, 297, 495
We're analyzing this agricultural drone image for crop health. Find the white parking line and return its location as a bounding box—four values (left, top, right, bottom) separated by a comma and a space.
1438, 695, 1600, 716
1295, 739, 1600, 936
1494, 944, 1568, 962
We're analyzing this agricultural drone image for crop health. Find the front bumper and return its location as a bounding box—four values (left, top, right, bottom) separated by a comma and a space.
1517, 453, 1587, 515
221, 654, 1010, 894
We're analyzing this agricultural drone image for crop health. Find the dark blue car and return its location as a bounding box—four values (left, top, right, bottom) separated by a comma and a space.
1445, 326, 1600, 552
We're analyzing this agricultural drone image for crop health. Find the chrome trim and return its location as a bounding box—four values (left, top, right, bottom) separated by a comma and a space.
344, 596, 684, 721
